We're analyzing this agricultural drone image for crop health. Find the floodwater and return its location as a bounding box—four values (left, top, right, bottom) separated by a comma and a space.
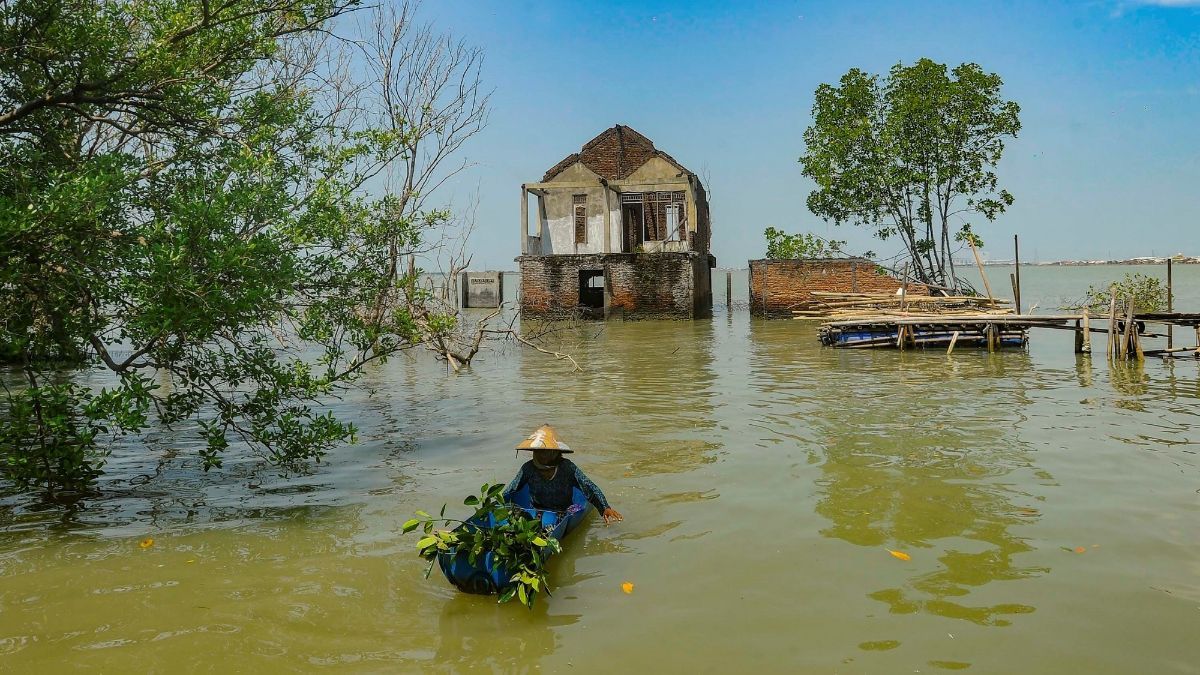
1, 265, 1199, 673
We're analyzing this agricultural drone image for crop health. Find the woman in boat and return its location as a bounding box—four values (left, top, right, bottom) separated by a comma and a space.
504, 424, 624, 525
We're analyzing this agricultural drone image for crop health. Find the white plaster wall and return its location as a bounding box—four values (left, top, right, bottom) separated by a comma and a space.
533, 158, 701, 255
608, 203, 622, 252
539, 187, 615, 255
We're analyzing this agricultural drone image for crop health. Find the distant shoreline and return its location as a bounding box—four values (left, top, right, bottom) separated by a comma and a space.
974, 256, 1200, 267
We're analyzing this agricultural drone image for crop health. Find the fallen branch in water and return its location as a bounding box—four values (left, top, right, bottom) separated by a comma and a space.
416, 303, 583, 372
482, 326, 583, 372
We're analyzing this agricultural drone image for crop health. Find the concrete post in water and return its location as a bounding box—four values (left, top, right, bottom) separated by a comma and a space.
461, 271, 503, 308
726, 270, 732, 308
520, 185, 528, 255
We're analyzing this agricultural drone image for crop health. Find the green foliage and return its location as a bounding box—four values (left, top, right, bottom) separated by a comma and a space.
1074, 273, 1168, 314
406, 483, 563, 609
799, 58, 1021, 289
0, 0, 458, 492
763, 227, 847, 259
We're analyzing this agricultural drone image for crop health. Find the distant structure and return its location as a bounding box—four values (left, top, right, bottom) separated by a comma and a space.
517, 125, 714, 318
460, 271, 503, 308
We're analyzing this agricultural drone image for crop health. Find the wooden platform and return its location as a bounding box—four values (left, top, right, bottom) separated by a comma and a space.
818, 315, 1037, 350
818, 312, 1200, 355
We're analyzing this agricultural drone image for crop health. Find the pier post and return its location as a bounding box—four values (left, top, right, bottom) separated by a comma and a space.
1013, 235, 1022, 314
1074, 319, 1083, 353
1107, 290, 1118, 360
1167, 258, 1174, 350
1122, 298, 1136, 360
1082, 308, 1092, 354
726, 270, 732, 308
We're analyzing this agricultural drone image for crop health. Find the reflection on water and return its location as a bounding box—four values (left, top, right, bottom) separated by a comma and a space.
3, 276, 1200, 672
516, 319, 722, 478
747, 323, 1047, 627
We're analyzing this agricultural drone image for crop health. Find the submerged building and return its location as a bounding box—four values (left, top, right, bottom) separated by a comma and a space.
517, 125, 714, 319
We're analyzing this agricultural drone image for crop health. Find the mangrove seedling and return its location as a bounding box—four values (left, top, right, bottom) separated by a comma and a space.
404, 483, 562, 608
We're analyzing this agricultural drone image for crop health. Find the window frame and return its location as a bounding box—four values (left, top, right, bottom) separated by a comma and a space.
573, 194, 587, 245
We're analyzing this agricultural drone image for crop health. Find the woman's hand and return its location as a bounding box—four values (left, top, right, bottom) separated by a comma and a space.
602, 508, 623, 524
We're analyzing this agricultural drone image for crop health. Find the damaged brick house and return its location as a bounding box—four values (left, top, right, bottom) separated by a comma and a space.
517, 125, 715, 318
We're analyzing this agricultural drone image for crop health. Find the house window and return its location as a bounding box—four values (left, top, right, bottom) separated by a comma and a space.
665, 204, 680, 238
573, 194, 587, 244
621, 191, 686, 242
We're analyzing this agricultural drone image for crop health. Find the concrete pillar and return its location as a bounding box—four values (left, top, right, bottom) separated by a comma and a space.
520, 185, 528, 255
602, 186, 612, 254
686, 185, 698, 250
461, 271, 503, 308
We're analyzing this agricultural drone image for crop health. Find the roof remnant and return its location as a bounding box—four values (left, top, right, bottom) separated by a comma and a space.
542, 124, 691, 182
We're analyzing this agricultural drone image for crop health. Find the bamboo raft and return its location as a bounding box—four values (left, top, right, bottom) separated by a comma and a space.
792, 291, 1023, 350
791, 291, 1011, 320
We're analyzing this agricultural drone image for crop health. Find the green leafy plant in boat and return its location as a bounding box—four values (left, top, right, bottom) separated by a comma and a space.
404, 483, 562, 608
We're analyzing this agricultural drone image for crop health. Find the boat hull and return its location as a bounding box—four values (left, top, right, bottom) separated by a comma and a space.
437, 486, 591, 595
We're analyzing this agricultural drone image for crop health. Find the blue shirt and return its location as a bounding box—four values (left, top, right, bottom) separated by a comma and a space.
503, 458, 611, 513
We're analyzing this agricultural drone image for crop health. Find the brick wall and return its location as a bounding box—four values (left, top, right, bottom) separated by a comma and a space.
518, 253, 711, 319
748, 258, 929, 317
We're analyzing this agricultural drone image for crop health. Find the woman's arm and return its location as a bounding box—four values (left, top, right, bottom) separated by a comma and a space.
571, 464, 622, 523
502, 466, 527, 502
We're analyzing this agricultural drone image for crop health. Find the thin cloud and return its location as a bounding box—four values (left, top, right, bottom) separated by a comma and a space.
1112, 0, 1200, 17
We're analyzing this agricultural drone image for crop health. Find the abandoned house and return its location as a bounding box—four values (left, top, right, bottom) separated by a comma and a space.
517, 125, 715, 319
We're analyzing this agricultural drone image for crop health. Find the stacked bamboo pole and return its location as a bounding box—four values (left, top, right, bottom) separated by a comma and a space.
791, 291, 1012, 320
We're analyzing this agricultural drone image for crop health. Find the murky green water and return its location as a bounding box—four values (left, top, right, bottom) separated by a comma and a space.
2, 265, 1199, 672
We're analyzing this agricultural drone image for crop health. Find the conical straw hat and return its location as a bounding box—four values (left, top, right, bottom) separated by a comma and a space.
515, 424, 573, 453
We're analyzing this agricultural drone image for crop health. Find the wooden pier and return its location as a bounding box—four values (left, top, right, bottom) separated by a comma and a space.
818, 311, 1200, 358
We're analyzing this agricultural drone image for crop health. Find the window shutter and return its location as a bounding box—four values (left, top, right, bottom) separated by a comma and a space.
573, 194, 587, 244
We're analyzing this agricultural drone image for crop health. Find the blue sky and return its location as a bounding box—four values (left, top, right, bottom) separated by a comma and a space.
416, 0, 1200, 268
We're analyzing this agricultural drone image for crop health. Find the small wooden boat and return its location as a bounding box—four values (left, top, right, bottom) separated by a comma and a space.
437, 486, 592, 595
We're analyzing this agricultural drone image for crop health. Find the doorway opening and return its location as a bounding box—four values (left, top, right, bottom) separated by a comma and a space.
578, 270, 605, 309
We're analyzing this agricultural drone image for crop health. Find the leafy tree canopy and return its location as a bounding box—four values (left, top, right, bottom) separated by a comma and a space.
799, 58, 1020, 289
763, 227, 847, 260
0, 0, 458, 493
1071, 273, 1168, 314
